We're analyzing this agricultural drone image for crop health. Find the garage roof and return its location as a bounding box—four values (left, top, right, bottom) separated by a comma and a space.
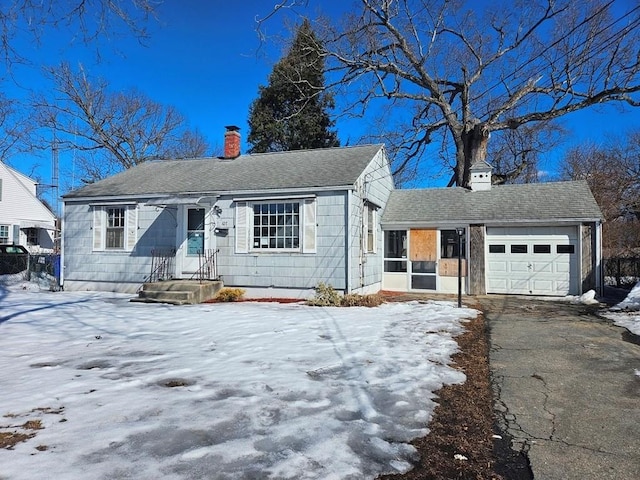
381, 180, 603, 226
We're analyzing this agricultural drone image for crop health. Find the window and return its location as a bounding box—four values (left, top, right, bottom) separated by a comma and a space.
25, 228, 38, 246
92, 205, 137, 252
557, 245, 575, 254
236, 199, 316, 253
533, 244, 551, 254
412, 275, 436, 290
384, 230, 407, 272
0, 225, 9, 244
252, 202, 300, 249
187, 208, 205, 255
441, 229, 465, 258
489, 244, 506, 253
511, 244, 528, 253
364, 203, 376, 253
106, 208, 125, 249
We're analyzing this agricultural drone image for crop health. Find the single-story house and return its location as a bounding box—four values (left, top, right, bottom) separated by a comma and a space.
61, 128, 394, 297
61, 129, 603, 298
0, 162, 57, 253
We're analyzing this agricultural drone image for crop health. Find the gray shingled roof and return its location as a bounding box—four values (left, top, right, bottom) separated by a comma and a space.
382, 181, 603, 225
63, 144, 384, 199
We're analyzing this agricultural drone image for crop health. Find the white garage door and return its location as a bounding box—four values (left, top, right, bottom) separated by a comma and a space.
486, 226, 579, 296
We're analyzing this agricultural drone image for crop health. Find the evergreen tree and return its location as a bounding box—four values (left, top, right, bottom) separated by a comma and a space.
248, 19, 339, 153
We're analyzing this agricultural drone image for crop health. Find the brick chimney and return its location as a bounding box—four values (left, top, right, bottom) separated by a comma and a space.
224, 125, 241, 159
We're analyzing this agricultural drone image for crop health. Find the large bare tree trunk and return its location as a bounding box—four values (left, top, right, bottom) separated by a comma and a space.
455, 124, 490, 187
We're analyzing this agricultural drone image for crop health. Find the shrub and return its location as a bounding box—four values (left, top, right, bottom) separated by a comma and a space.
307, 282, 341, 306
307, 283, 384, 307
216, 288, 245, 302
340, 293, 384, 307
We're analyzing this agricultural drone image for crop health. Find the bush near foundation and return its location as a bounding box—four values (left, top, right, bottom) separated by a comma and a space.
215, 288, 246, 302
307, 283, 384, 307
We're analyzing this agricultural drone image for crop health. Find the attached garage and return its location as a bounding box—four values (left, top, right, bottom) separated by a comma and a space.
381, 165, 603, 297
486, 226, 579, 296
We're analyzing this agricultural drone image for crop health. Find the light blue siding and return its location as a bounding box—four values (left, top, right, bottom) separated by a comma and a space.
63, 146, 394, 296
216, 192, 348, 290
347, 149, 395, 293
63, 201, 177, 291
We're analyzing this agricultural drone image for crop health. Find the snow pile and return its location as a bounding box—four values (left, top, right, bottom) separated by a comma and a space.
570, 289, 599, 305
604, 281, 640, 336
0, 290, 477, 480
0, 271, 40, 292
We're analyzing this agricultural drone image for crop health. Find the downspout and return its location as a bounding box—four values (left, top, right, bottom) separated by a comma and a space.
59, 202, 65, 289
595, 220, 602, 296
345, 190, 351, 294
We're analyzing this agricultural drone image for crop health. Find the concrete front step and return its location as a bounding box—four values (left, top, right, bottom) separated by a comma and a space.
133, 280, 223, 305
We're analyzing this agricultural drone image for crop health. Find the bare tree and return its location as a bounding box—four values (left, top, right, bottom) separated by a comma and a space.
487, 122, 566, 185
0, 93, 31, 163
560, 135, 640, 254
0, 0, 159, 69
33, 63, 210, 183
261, 0, 640, 186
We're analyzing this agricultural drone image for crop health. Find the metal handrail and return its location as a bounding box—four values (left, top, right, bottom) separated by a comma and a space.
145, 248, 176, 284
190, 248, 218, 283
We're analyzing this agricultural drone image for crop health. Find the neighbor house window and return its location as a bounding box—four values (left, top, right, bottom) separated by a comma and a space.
0, 225, 9, 244
25, 228, 38, 246
235, 198, 316, 254
384, 230, 407, 272
92, 205, 137, 252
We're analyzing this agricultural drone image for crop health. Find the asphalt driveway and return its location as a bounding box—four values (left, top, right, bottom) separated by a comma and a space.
480, 295, 640, 480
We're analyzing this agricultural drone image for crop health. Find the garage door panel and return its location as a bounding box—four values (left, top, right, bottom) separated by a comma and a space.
488, 260, 508, 273
509, 261, 530, 273
486, 226, 579, 296
488, 278, 508, 291
532, 261, 553, 273
531, 279, 554, 294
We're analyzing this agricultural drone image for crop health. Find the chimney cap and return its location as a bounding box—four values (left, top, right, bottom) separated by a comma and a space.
225, 125, 240, 132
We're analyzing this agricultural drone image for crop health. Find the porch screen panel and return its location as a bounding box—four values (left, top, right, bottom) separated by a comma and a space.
409, 229, 437, 261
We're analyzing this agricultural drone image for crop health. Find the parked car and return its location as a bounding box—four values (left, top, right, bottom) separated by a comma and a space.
0, 244, 29, 275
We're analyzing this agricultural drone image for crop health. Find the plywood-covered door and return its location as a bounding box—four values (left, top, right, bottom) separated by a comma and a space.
409, 229, 437, 261
409, 229, 437, 290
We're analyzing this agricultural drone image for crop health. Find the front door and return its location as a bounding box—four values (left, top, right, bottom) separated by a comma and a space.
180, 207, 207, 276
409, 229, 437, 290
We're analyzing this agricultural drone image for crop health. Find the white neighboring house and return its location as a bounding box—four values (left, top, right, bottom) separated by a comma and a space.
0, 162, 57, 253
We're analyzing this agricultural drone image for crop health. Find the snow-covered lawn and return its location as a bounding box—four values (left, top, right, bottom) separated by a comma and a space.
604, 281, 640, 336
0, 283, 477, 480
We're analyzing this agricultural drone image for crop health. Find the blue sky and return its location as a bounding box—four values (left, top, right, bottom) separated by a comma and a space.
5, 0, 640, 208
